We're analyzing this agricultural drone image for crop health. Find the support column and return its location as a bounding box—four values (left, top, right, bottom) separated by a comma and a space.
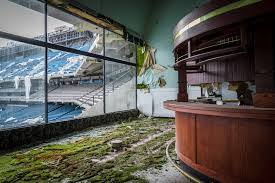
253, 18, 275, 108
177, 63, 188, 102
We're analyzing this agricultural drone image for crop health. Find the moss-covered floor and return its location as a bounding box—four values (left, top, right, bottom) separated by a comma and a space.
0, 117, 188, 183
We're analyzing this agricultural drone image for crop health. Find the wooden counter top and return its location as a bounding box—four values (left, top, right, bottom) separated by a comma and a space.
164, 101, 275, 120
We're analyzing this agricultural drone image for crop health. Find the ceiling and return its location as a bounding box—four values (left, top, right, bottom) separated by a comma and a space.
76, 0, 154, 38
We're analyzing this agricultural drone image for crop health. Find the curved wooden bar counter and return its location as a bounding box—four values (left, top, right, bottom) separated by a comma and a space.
169, 0, 275, 182
164, 101, 275, 183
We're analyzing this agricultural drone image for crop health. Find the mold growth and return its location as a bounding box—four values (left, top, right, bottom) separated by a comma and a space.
0, 118, 175, 182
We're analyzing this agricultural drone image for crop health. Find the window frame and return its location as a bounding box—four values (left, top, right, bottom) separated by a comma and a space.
0, 0, 137, 128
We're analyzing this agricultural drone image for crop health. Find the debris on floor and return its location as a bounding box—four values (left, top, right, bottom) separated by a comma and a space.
0, 117, 189, 182
134, 162, 191, 183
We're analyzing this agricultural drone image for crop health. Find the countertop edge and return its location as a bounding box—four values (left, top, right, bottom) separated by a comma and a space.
164, 101, 275, 120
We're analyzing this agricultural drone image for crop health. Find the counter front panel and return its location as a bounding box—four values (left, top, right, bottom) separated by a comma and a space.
165, 101, 275, 183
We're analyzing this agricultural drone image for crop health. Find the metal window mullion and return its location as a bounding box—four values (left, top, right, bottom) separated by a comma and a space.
0, 31, 136, 67
273, 22, 275, 89
44, 1, 48, 123
103, 29, 106, 114
135, 44, 138, 110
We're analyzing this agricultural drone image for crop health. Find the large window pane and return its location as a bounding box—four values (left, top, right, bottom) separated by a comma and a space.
47, 49, 104, 122
47, 6, 103, 55
0, 38, 45, 129
0, 0, 45, 40
0, 0, 138, 129
105, 30, 136, 63
105, 61, 136, 113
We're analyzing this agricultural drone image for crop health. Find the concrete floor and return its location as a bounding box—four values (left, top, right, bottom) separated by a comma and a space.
135, 162, 191, 183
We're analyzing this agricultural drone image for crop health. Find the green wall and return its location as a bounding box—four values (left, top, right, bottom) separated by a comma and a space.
144, 0, 207, 88
77, 0, 153, 38
78, 0, 208, 88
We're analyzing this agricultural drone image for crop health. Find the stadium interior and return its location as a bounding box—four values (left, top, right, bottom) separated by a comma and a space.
0, 0, 275, 182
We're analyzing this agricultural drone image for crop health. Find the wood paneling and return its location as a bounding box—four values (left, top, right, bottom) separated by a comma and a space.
165, 101, 275, 183
234, 119, 275, 183
176, 112, 196, 162
254, 19, 275, 93
196, 115, 237, 177
173, 0, 275, 49
187, 54, 254, 84
253, 93, 275, 108
178, 64, 188, 102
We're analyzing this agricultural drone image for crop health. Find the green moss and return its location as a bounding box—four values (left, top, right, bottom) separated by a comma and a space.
137, 83, 149, 90
43, 144, 74, 150
84, 130, 175, 182
0, 118, 175, 182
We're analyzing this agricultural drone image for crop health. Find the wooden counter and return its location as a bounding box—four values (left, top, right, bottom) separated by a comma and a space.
164, 101, 275, 183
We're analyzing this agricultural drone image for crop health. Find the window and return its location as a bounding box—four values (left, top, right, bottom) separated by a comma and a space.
47, 49, 104, 122
0, 38, 45, 129
0, 0, 137, 130
0, 0, 45, 40
105, 61, 136, 113
47, 5, 104, 55
105, 30, 136, 63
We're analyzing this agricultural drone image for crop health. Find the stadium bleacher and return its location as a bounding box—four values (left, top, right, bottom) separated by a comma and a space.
0, 28, 135, 129
0, 103, 83, 129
